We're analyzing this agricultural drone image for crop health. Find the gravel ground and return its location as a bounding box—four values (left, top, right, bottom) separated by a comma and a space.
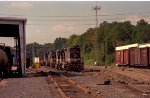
85, 66, 150, 84
0, 70, 52, 98
65, 73, 149, 98
48, 68, 150, 98
107, 67, 150, 84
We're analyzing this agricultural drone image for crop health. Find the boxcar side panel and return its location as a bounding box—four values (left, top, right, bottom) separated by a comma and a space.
149, 47, 150, 67
115, 50, 121, 65
123, 49, 129, 65
120, 50, 124, 64
140, 47, 148, 66
129, 48, 135, 66
134, 48, 140, 65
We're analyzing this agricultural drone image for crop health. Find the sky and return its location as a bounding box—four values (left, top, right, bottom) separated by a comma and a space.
0, 1, 150, 46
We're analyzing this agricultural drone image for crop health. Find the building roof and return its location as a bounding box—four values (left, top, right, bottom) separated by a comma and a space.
0, 17, 27, 22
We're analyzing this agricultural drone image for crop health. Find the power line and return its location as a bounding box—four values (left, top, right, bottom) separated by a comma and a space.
0, 11, 150, 18
27, 24, 95, 26
26, 15, 150, 22
0, 13, 93, 17
26, 16, 150, 26
28, 19, 95, 21
98, 11, 150, 17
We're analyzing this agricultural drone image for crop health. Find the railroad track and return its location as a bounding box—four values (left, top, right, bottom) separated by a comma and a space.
38, 69, 103, 98
35, 67, 150, 97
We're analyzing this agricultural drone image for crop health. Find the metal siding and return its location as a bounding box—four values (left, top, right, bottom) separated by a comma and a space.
134, 48, 140, 65
129, 48, 135, 66
123, 49, 129, 65
120, 50, 124, 64
115, 50, 121, 65
149, 47, 150, 67
137, 48, 141, 65
140, 47, 148, 66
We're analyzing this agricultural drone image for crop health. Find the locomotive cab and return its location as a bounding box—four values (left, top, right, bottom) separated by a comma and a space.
64, 45, 84, 71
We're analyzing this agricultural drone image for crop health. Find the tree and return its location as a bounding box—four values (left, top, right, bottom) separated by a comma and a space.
133, 19, 150, 43
53, 37, 67, 50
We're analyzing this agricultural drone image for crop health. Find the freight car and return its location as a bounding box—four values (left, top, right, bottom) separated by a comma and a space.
115, 43, 150, 68
41, 45, 84, 71
0, 45, 18, 77
0, 48, 8, 76
115, 43, 139, 66
138, 44, 150, 67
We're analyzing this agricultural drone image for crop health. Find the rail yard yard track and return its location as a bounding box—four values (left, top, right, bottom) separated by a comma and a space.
37, 68, 103, 98
47, 71, 102, 98
34, 67, 150, 98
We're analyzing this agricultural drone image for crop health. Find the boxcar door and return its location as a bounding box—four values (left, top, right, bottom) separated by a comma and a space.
140, 47, 148, 66
129, 48, 135, 66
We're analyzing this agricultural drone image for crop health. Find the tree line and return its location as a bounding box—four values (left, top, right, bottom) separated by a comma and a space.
26, 19, 150, 66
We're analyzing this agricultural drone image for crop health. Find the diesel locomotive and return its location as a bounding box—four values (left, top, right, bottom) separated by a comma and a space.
40, 45, 84, 71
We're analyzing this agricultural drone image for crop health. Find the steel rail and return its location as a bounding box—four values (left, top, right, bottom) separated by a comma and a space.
48, 71, 103, 98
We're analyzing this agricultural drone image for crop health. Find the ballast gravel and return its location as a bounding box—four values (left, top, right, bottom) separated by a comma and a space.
0, 77, 52, 98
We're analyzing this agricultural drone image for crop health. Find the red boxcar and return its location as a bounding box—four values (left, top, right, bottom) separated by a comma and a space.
116, 44, 139, 66
116, 43, 150, 68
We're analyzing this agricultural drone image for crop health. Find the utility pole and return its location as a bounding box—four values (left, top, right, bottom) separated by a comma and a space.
92, 6, 101, 28
92, 5, 101, 66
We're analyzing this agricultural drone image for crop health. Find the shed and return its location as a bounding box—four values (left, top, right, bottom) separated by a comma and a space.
0, 17, 27, 76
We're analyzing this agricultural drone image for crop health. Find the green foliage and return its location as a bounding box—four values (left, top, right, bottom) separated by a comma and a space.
132, 19, 150, 43
54, 37, 67, 50
85, 59, 95, 65
67, 34, 79, 46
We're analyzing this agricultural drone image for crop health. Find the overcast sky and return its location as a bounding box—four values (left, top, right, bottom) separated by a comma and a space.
0, 1, 150, 46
